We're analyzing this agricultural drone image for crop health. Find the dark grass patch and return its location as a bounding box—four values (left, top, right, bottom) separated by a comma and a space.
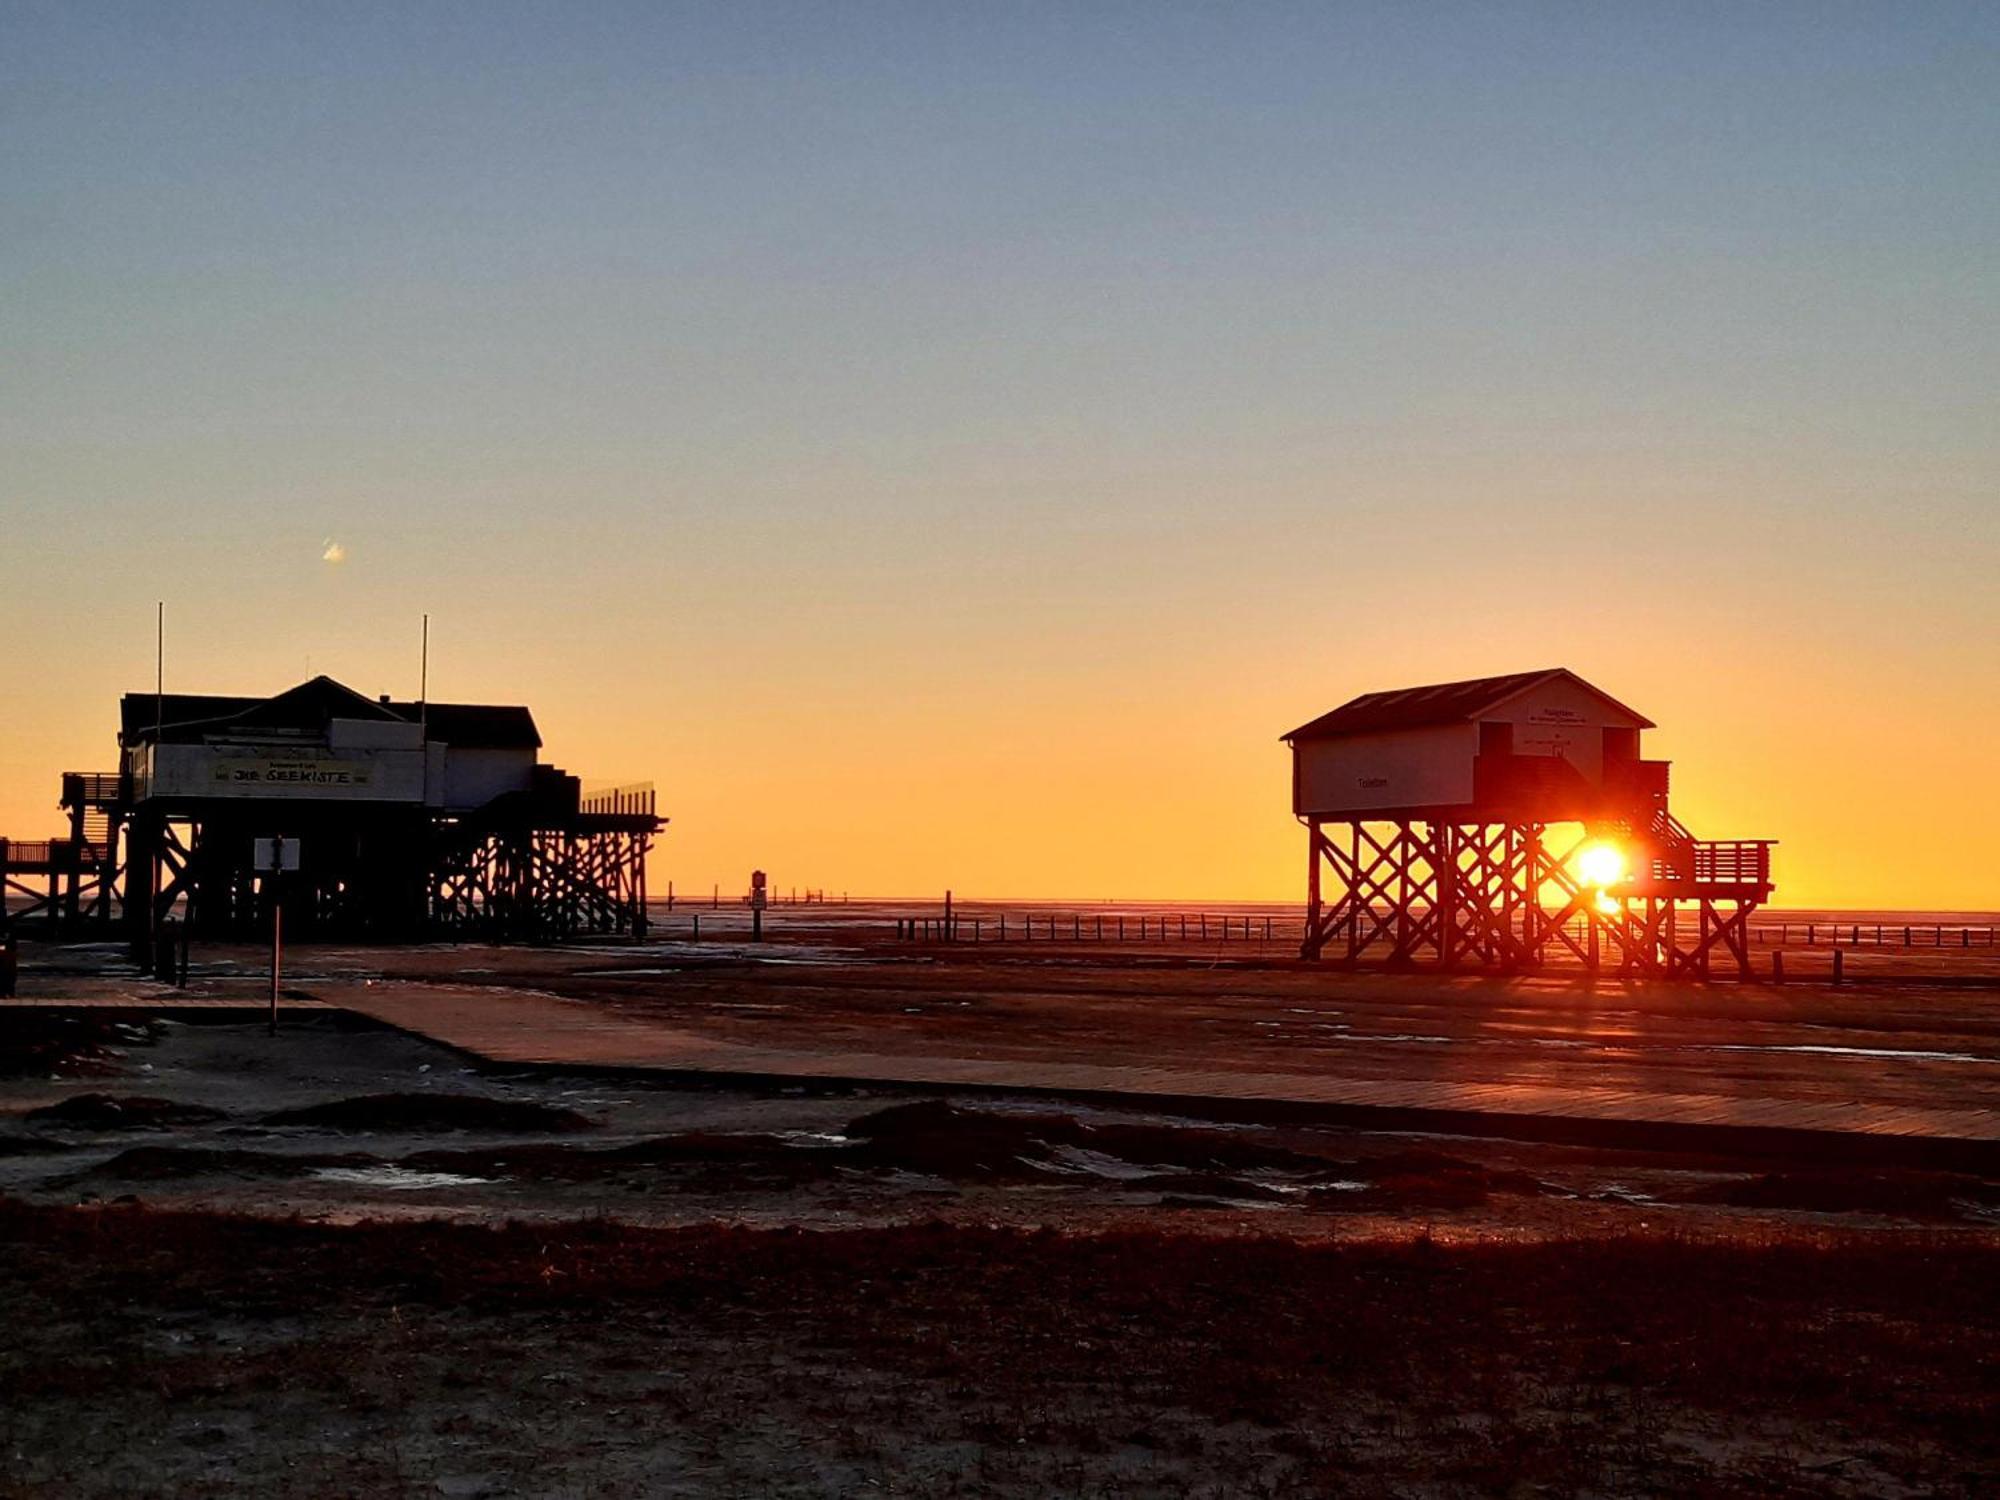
407, 1133, 850, 1191
0, 1014, 150, 1080
406, 1102, 1366, 1195
1128, 1172, 1291, 1203
35, 1099, 1617, 1221
1, 1197, 1997, 1468
839, 1101, 1075, 1181
26, 1094, 227, 1131
1339, 1148, 1553, 1211
389, 1105, 1556, 1209
844, 1099, 1344, 1179
1678, 1169, 2000, 1223
259, 1092, 597, 1134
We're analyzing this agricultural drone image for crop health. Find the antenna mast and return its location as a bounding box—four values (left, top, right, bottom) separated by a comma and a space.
419, 613, 428, 738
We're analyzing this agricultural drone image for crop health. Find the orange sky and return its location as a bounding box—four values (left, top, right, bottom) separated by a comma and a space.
1, 518, 1993, 913
4, 8, 1995, 911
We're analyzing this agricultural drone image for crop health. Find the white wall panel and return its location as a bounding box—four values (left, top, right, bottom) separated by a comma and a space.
1296, 724, 1478, 816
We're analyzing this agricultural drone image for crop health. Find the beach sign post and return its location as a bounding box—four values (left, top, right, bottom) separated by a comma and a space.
253, 835, 300, 1034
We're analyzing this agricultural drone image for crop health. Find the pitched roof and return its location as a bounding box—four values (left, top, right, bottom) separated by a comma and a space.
119, 693, 260, 741
1282, 669, 1653, 741
232, 676, 404, 731
120, 676, 542, 749
396, 701, 541, 750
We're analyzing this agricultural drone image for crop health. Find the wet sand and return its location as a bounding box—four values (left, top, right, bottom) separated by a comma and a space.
5, 933, 1999, 1495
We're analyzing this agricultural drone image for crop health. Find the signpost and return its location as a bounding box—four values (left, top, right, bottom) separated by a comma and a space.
253, 836, 299, 1035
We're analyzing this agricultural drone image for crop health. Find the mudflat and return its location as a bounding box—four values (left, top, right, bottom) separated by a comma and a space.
4, 934, 1999, 1495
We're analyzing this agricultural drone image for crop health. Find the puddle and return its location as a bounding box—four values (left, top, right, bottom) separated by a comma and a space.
571, 943, 878, 965
1366, 1034, 1454, 1045
310, 1167, 494, 1190
1046, 1145, 1162, 1181
1696, 1044, 1991, 1065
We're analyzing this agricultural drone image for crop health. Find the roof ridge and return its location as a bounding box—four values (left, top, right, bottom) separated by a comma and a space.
1283, 669, 1651, 741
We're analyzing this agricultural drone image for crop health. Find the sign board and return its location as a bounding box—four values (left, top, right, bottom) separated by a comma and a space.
141, 744, 426, 803
217, 757, 373, 792
252, 837, 301, 873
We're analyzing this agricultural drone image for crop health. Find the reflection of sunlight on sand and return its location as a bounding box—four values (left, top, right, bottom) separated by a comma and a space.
1698, 1043, 1993, 1065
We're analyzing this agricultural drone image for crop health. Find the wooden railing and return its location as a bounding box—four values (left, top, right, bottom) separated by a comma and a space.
1693, 840, 1773, 887
60, 771, 123, 808
1637, 810, 1771, 892
0, 838, 110, 871
897, 911, 1285, 945
581, 782, 656, 818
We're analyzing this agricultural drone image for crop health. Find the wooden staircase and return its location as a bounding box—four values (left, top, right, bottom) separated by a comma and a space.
1632, 808, 1773, 899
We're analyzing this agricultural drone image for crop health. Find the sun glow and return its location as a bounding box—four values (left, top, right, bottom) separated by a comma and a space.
1576, 841, 1628, 891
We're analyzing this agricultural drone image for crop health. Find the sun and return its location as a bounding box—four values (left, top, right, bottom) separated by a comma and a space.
1576, 841, 1627, 891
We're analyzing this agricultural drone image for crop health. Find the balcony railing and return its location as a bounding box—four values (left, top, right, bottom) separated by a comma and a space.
0, 838, 110, 872
60, 771, 124, 807
1693, 840, 1773, 887
581, 782, 656, 818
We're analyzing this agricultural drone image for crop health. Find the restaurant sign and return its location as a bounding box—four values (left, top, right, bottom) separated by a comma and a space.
211, 756, 375, 794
